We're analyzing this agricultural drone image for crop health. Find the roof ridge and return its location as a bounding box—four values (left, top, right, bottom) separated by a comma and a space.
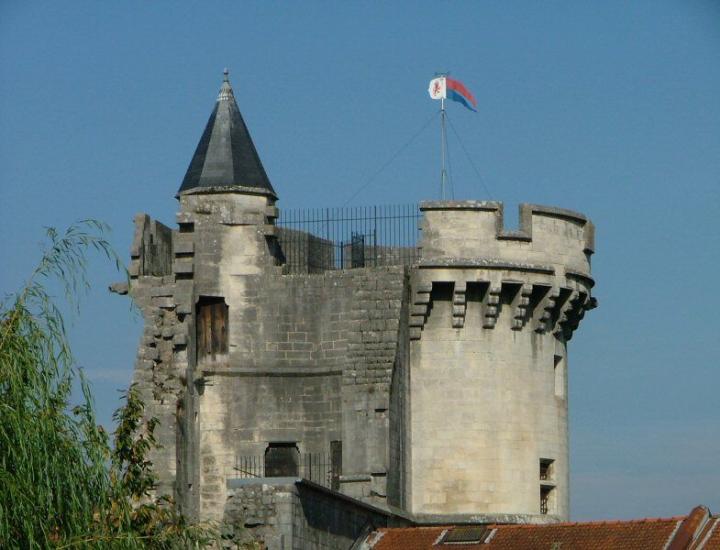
483, 516, 686, 529
376, 516, 686, 533
377, 526, 453, 531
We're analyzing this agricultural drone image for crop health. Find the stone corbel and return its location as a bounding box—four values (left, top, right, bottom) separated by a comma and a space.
409, 282, 432, 340
452, 281, 467, 328
483, 285, 502, 329
511, 283, 533, 331
535, 287, 560, 333
553, 289, 578, 336
560, 291, 589, 340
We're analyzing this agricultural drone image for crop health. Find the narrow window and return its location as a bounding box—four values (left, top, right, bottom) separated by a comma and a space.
554, 354, 565, 398
540, 458, 555, 514
264, 442, 299, 477
540, 485, 554, 515
540, 458, 554, 481
196, 296, 228, 360
330, 440, 343, 491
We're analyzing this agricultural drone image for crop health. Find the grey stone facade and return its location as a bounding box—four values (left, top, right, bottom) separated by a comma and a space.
113, 73, 597, 549
223, 479, 401, 549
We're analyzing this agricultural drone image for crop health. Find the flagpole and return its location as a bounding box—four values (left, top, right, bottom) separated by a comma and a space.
440, 96, 447, 200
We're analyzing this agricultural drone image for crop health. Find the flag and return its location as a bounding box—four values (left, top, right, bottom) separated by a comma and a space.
428, 76, 477, 112
428, 77, 446, 100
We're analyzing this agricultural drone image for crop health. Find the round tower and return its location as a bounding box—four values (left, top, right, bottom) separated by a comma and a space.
406, 200, 596, 522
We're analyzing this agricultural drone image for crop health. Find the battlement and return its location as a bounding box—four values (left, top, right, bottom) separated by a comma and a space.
419, 201, 594, 279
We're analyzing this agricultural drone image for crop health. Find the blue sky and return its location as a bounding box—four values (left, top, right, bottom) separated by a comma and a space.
1, 1, 719, 521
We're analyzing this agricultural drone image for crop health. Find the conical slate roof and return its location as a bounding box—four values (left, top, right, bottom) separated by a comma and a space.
178, 70, 276, 197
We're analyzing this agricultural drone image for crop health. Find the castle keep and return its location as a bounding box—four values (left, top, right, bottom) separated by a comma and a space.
116, 72, 596, 548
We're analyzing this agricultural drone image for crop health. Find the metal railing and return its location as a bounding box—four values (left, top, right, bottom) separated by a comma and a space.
276, 204, 421, 274
233, 452, 339, 490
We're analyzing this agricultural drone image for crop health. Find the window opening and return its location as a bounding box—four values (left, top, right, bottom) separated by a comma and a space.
330, 440, 342, 491
264, 442, 299, 477
196, 296, 228, 360
540, 485, 554, 515
540, 458, 556, 515
440, 526, 490, 544
540, 458, 554, 481
554, 354, 565, 398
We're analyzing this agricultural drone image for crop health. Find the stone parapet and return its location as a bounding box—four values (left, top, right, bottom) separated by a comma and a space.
419, 201, 594, 279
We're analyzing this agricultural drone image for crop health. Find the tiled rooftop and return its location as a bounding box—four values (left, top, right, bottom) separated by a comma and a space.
364, 506, 719, 550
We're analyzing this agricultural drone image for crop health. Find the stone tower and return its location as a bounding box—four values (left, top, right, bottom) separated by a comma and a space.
118, 73, 596, 541
122, 71, 283, 519
402, 201, 595, 520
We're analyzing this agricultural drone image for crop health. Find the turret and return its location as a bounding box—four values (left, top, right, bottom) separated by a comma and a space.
171, 70, 281, 519
403, 200, 596, 521
175, 68, 279, 282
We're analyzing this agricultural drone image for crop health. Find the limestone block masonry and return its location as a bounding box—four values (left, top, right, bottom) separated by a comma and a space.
121, 188, 412, 523
118, 196, 596, 531
406, 201, 595, 519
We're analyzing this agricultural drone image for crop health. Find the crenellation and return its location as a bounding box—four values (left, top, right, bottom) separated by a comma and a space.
420, 201, 594, 279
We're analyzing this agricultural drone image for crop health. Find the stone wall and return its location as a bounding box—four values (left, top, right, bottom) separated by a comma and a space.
276, 227, 334, 274
418, 201, 594, 279
386, 278, 410, 509
120, 196, 596, 529
223, 479, 400, 550
123, 193, 410, 521
408, 275, 570, 517
327, 267, 407, 501
403, 201, 596, 520
197, 266, 408, 520
120, 214, 193, 500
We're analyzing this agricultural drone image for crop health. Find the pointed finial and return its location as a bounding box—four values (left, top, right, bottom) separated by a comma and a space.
218, 68, 234, 101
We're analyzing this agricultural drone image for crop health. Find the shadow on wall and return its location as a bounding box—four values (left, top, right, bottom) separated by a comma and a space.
296, 483, 387, 548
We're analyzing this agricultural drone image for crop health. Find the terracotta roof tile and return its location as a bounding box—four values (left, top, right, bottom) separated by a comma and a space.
702, 518, 720, 548
368, 526, 451, 549
668, 506, 711, 550
367, 515, 708, 550
482, 518, 681, 549
690, 516, 720, 549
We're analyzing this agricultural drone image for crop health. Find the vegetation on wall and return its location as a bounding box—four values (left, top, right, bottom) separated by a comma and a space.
0, 221, 215, 548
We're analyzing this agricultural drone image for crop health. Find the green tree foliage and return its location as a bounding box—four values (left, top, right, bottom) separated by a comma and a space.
0, 221, 214, 548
